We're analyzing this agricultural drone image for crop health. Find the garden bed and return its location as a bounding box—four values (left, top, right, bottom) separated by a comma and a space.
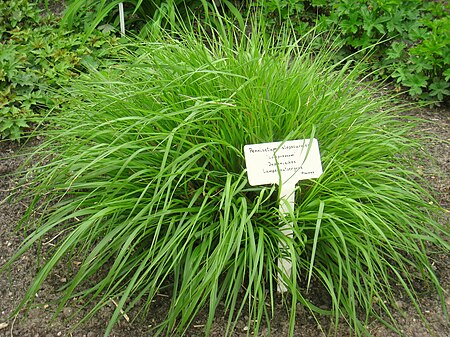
0, 105, 448, 337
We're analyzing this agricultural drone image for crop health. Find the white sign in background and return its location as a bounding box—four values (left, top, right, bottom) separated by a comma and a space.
244, 139, 323, 292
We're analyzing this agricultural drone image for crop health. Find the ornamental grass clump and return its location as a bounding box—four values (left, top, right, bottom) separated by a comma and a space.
4, 20, 449, 337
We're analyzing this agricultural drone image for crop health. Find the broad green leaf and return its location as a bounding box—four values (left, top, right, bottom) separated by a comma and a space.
429, 80, 450, 101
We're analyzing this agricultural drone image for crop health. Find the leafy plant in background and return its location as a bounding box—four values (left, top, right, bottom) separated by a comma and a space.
399, 13, 450, 101
4, 16, 448, 337
254, 0, 450, 104
0, 0, 44, 140
61, 0, 248, 37
62, 0, 204, 34
0, 0, 120, 140
60, 0, 450, 104
62, 0, 185, 34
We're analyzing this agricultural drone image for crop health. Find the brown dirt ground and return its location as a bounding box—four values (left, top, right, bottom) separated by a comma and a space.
0, 106, 449, 337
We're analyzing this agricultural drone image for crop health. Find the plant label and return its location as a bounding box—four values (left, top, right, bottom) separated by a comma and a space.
244, 139, 322, 187
244, 139, 323, 292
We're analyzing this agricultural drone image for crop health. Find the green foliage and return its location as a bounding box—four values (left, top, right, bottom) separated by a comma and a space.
0, 0, 43, 140
0, 0, 119, 140
61, 0, 249, 38
62, 0, 202, 35
0, 0, 42, 36
255, 0, 450, 104
4, 19, 448, 337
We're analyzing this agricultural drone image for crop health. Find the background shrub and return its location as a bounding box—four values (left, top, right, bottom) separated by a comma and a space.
0, 0, 119, 140
58, 0, 450, 105
254, 0, 450, 104
61, 0, 247, 36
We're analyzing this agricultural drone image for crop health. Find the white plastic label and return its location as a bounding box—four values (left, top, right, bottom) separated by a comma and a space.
244, 139, 323, 186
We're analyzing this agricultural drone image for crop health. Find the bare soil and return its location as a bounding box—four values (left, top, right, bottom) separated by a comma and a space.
0, 106, 449, 337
